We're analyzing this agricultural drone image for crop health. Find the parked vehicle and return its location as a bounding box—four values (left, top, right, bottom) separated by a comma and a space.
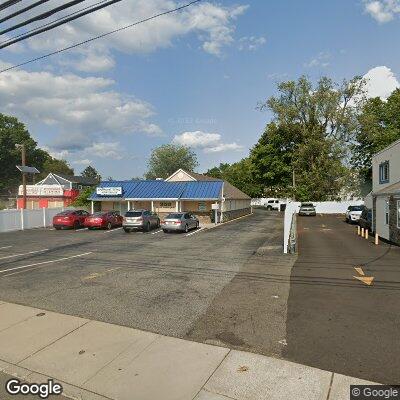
123, 210, 160, 232
358, 208, 373, 232
53, 210, 90, 230
84, 211, 123, 230
265, 199, 285, 211
299, 203, 316, 216
345, 205, 365, 224
162, 212, 199, 233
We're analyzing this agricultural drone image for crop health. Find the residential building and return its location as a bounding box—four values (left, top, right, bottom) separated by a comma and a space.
371, 138, 400, 245
17, 173, 98, 209
89, 169, 251, 223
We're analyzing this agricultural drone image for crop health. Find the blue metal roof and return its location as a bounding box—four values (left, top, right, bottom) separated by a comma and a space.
181, 181, 223, 199
89, 180, 222, 201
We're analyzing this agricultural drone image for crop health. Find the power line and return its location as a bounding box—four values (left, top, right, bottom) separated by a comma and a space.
0, 0, 202, 74
0, 0, 86, 36
0, 0, 114, 45
0, 0, 122, 47
0, 0, 51, 24
0, 0, 23, 12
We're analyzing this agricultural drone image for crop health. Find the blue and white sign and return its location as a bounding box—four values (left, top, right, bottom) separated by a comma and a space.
96, 187, 122, 196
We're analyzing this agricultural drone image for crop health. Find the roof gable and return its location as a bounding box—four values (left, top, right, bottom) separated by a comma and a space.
165, 169, 196, 182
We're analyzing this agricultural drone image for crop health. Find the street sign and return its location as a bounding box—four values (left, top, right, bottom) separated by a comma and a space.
16, 166, 40, 174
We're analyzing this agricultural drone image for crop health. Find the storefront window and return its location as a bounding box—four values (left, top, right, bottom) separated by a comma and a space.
198, 202, 206, 211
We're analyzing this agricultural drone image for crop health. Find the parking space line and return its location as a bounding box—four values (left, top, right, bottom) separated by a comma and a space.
152, 230, 162, 235
0, 249, 49, 260
104, 227, 123, 233
185, 227, 206, 237
0, 252, 93, 277
0, 246, 12, 250
76, 228, 89, 232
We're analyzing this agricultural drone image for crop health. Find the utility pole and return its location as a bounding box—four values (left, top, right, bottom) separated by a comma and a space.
292, 169, 296, 201
16, 144, 27, 209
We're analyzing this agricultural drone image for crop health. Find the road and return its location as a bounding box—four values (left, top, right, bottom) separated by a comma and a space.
284, 215, 400, 384
0, 210, 294, 358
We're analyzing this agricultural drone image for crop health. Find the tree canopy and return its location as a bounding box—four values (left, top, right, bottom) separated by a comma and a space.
145, 144, 198, 180
81, 165, 101, 182
0, 113, 73, 194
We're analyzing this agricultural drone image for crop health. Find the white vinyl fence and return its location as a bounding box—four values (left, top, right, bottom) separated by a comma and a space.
0, 208, 67, 233
283, 200, 365, 254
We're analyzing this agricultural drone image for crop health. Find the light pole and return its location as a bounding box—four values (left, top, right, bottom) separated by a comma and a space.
16, 144, 27, 209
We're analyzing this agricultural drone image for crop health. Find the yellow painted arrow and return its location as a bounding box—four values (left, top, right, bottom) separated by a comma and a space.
353, 276, 374, 286
354, 267, 365, 276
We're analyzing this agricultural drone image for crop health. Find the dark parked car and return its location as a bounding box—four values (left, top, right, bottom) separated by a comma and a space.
299, 203, 316, 216
53, 210, 90, 230
123, 210, 160, 232
358, 208, 373, 232
84, 211, 123, 230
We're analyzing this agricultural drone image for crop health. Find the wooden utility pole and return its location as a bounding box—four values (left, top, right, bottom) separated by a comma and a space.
16, 144, 27, 209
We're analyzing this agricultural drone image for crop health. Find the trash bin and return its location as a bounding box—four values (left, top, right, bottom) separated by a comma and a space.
280, 203, 287, 212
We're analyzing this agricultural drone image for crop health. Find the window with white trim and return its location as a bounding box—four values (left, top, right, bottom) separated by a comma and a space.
379, 161, 390, 184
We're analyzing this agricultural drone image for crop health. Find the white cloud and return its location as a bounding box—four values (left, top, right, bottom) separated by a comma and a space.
85, 142, 124, 160
238, 36, 266, 51
173, 131, 243, 153
9, 0, 249, 70
364, 0, 400, 22
72, 159, 92, 165
363, 66, 400, 99
0, 61, 162, 159
304, 52, 331, 68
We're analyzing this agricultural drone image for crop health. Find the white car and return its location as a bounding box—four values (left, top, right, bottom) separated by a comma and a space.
265, 199, 285, 211
345, 205, 365, 224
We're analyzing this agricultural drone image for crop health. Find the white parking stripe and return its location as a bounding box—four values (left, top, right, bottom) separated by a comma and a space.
185, 227, 206, 237
0, 249, 48, 260
76, 228, 89, 232
0, 246, 12, 250
152, 230, 162, 235
104, 227, 122, 233
0, 252, 93, 276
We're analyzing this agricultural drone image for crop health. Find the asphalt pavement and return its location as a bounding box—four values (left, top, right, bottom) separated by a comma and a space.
284, 215, 400, 384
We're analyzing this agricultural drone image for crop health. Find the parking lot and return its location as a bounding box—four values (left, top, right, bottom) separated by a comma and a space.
0, 209, 295, 358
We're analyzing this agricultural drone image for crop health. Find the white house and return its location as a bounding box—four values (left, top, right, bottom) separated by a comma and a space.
372, 138, 400, 245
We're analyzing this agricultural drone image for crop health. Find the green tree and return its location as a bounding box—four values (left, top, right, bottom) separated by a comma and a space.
352, 89, 400, 184
71, 187, 94, 207
252, 75, 366, 200
40, 157, 74, 178
145, 144, 198, 179
81, 165, 101, 182
205, 163, 231, 180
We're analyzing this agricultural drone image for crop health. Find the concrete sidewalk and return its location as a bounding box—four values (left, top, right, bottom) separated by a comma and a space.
0, 301, 376, 400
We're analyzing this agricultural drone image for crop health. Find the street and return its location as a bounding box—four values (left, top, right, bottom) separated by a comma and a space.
285, 215, 400, 384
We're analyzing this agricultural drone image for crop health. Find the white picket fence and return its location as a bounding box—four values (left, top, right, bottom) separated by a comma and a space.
0, 208, 67, 233
283, 200, 365, 254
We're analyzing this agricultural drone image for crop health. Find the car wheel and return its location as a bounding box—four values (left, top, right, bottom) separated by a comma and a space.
184, 224, 189, 233
163, 229, 168, 233
55, 227, 61, 231
266, 206, 272, 211
196, 222, 199, 229
73, 221, 79, 230
107, 222, 112, 230
123, 227, 130, 233
157, 219, 160, 228
145, 222, 150, 232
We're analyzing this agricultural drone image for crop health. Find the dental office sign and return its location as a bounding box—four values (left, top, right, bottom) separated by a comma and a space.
18, 185, 63, 196
96, 187, 123, 196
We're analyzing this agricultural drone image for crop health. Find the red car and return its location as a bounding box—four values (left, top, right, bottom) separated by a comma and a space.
53, 210, 90, 230
84, 211, 123, 230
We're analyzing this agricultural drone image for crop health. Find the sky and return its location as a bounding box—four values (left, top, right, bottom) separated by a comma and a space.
0, 0, 400, 179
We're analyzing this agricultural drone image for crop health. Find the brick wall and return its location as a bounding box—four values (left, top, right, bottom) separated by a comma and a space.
389, 196, 400, 246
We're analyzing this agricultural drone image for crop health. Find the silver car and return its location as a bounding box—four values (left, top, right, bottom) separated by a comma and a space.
299, 203, 317, 216
123, 210, 160, 232
162, 212, 199, 233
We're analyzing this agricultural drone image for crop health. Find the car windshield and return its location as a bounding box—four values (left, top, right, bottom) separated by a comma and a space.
57, 211, 74, 216
92, 212, 106, 216
348, 206, 364, 211
165, 213, 183, 219
301, 203, 314, 207
125, 211, 143, 217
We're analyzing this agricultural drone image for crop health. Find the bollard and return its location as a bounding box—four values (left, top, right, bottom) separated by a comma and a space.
375, 233, 379, 245
365, 230, 369, 240
357, 226, 361, 236
361, 228, 365, 238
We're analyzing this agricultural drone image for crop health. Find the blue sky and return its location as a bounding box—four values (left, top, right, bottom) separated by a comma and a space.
0, 0, 399, 179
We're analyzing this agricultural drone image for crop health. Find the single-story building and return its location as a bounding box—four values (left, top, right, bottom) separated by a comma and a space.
89, 169, 251, 224
371, 138, 400, 245
17, 173, 97, 209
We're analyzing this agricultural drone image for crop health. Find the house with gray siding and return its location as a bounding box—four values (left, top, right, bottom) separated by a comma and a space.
372, 138, 400, 245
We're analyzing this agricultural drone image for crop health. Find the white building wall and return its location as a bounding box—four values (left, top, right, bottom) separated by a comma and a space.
375, 196, 390, 240
372, 139, 400, 192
